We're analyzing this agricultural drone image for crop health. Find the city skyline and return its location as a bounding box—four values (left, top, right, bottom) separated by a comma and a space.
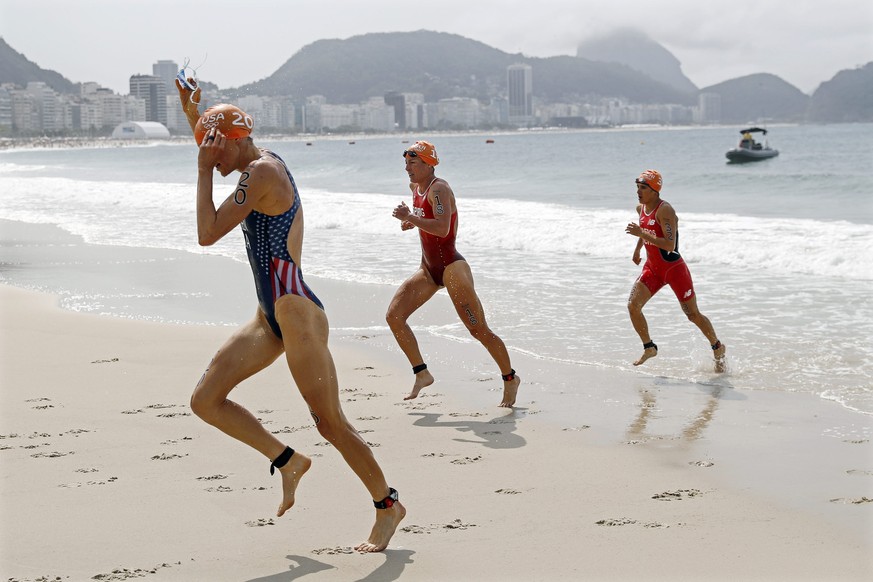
1, 0, 870, 96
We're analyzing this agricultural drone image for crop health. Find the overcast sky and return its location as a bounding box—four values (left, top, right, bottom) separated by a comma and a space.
1, 0, 871, 96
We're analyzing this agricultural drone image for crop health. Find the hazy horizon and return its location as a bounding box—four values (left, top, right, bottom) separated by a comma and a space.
1, 0, 871, 96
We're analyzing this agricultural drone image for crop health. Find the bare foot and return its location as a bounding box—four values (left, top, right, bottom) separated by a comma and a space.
403, 369, 434, 400
633, 346, 657, 366
499, 375, 521, 408
713, 342, 726, 373
355, 501, 406, 553
276, 452, 312, 517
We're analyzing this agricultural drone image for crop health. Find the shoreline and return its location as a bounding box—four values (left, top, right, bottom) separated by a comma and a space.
0, 122, 796, 153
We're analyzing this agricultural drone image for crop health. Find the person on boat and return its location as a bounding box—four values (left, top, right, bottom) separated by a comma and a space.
624, 169, 727, 373
740, 131, 754, 149
175, 76, 405, 552
387, 140, 521, 407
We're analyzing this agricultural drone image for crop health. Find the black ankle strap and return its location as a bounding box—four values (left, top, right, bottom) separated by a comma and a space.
502, 369, 516, 381
374, 487, 399, 509
643, 341, 657, 350
711, 340, 722, 351
270, 446, 294, 475
412, 363, 427, 374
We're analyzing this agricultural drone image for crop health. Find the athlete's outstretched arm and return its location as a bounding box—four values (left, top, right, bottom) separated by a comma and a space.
176, 78, 202, 135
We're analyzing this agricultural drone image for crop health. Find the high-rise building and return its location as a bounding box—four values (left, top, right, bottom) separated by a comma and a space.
129, 75, 168, 125
384, 91, 425, 130
507, 64, 533, 125
153, 60, 179, 91
384, 92, 405, 129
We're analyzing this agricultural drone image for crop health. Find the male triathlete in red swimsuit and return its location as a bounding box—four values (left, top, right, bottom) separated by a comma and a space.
388, 141, 521, 407
625, 169, 726, 372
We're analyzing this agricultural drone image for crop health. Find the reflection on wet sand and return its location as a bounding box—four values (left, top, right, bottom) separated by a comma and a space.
626, 383, 726, 443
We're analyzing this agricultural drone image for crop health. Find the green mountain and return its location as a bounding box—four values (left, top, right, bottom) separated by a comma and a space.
237, 30, 694, 106
806, 62, 873, 123
701, 73, 809, 123
0, 37, 77, 93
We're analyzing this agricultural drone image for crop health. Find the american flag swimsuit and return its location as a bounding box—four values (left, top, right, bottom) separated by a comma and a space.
241, 151, 323, 338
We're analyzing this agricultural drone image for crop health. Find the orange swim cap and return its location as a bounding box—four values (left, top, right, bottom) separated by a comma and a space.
194, 104, 254, 145
403, 140, 439, 166
635, 169, 663, 192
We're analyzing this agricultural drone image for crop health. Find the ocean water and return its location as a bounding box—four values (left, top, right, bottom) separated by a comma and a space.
1, 124, 871, 415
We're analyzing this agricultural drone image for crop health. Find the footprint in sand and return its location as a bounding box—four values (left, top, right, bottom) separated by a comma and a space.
401, 519, 477, 534
90, 357, 119, 364
399, 401, 441, 410
92, 563, 176, 579
829, 496, 873, 504
245, 518, 275, 527
205, 485, 233, 493
846, 469, 873, 476
495, 488, 522, 495
271, 425, 312, 435
312, 546, 355, 555
689, 460, 715, 467
450, 455, 483, 465
596, 517, 637, 526
596, 518, 679, 528
31, 451, 74, 458
343, 391, 381, 401
422, 452, 457, 458
197, 474, 228, 481
25, 398, 54, 409
652, 489, 704, 501
563, 426, 591, 431
160, 437, 192, 445
357, 416, 383, 421
150, 453, 187, 461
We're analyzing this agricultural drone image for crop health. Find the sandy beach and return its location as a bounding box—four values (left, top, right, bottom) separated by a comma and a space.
1, 221, 871, 581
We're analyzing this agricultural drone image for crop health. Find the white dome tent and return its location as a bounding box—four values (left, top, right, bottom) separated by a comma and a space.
111, 121, 170, 140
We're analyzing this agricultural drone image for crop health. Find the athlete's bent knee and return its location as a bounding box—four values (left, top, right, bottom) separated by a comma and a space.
190, 390, 219, 424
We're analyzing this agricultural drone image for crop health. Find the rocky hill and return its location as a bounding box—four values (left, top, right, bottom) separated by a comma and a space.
701, 73, 810, 123
576, 28, 698, 94
237, 30, 694, 106
0, 37, 77, 94
806, 62, 873, 123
